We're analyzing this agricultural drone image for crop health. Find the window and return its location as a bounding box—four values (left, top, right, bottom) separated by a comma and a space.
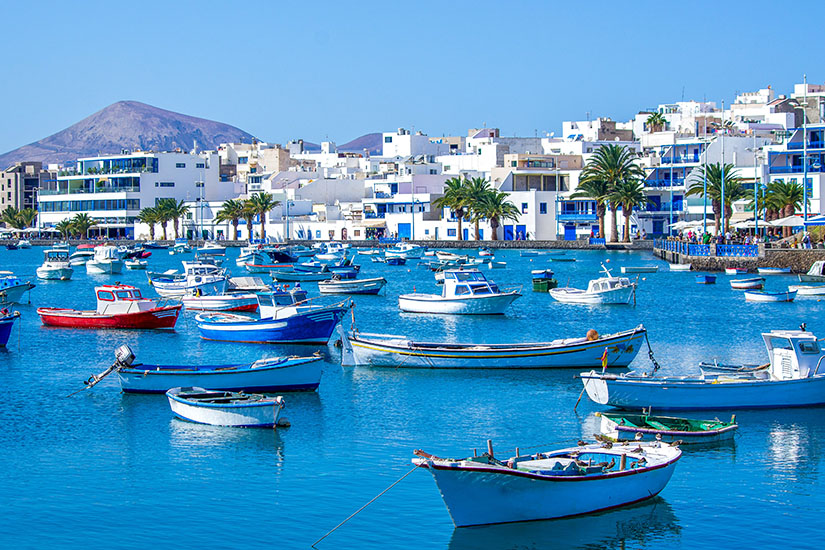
238, 157, 248, 164
196, 163, 205, 168
447, 228, 456, 237
353, 230, 361, 237
116, 291, 131, 299
155, 182, 175, 187
195, 181, 204, 188
96, 290, 115, 301
384, 136, 393, 143
521, 203, 528, 214
315, 230, 322, 238
424, 229, 429, 235
454, 285, 471, 295
175, 163, 185, 168
539, 202, 547, 214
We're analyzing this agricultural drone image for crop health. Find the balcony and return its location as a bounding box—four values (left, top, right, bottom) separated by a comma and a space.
364, 212, 386, 219
661, 155, 700, 164
787, 141, 825, 150
39, 186, 140, 196
645, 178, 685, 188
643, 202, 684, 213
769, 165, 825, 174
558, 212, 597, 222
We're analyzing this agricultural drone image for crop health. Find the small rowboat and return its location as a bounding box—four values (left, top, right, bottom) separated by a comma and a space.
124, 259, 148, 270
621, 266, 658, 273
485, 260, 506, 269
550, 257, 576, 262
788, 284, 825, 296
744, 290, 797, 302
758, 267, 792, 275
413, 441, 681, 527
725, 267, 747, 275
181, 293, 259, 312
597, 411, 738, 445
669, 263, 691, 271
318, 277, 387, 295
166, 387, 285, 428
519, 250, 539, 257
695, 274, 716, 284
385, 257, 406, 266
730, 277, 764, 290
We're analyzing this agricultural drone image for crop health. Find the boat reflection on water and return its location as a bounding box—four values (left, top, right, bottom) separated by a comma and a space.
168, 417, 286, 460
447, 498, 680, 550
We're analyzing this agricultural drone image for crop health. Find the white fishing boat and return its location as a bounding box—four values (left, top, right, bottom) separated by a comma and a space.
16, 239, 31, 249
86, 246, 123, 274
169, 242, 191, 255
181, 293, 259, 312
725, 267, 748, 275
340, 325, 646, 368
435, 251, 465, 261
669, 263, 691, 271
620, 266, 658, 274
197, 242, 226, 256
788, 284, 825, 296
147, 262, 228, 297
0, 272, 35, 304
744, 290, 796, 302
314, 242, 348, 262
758, 267, 791, 275
318, 276, 387, 295
398, 269, 520, 315
166, 387, 285, 428
799, 260, 825, 282
730, 277, 764, 290
412, 441, 681, 527
478, 247, 494, 257
580, 328, 825, 410
124, 259, 148, 270
385, 242, 425, 259
485, 260, 506, 269
549, 264, 636, 305
36, 249, 74, 280
69, 249, 95, 266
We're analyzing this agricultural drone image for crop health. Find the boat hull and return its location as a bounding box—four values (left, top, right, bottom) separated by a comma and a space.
398, 292, 520, 314
789, 285, 825, 296
166, 390, 283, 428
196, 306, 349, 344
599, 414, 738, 444
744, 290, 796, 302
86, 260, 124, 274
36, 267, 73, 280
581, 371, 825, 410
419, 449, 679, 527
318, 277, 386, 295
799, 274, 825, 283
342, 327, 646, 368
0, 282, 35, 303
182, 295, 259, 312
0, 313, 19, 346
549, 286, 634, 305
37, 305, 181, 329
151, 278, 226, 298
119, 357, 322, 393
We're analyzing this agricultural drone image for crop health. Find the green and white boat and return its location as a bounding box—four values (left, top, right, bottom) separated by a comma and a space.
597, 411, 738, 444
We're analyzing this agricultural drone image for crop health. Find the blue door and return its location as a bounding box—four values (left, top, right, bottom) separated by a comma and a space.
516, 225, 527, 240
564, 224, 576, 240
398, 223, 411, 240
463, 228, 469, 240
503, 225, 514, 240
478, 229, 483, 240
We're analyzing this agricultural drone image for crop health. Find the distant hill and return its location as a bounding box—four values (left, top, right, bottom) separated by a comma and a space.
0, 101, 255, 169
338, 133, 383, 154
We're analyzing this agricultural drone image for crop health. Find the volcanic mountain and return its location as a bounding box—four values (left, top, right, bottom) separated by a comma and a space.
0, 101, 255, 168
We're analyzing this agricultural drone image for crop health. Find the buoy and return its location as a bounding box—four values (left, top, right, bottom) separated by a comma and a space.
642, 277, 647, 281
276, 418, 291, 428
606, 259, 610, 263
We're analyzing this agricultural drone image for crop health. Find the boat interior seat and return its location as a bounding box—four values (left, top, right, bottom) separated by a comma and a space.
645, 420, 670, 430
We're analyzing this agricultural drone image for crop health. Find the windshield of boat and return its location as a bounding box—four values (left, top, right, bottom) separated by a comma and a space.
97, 290, 115, 301
455, 271, 484, 282
116, 290, 132, 300
470, 284, 492, 295
454, 285, 471, 295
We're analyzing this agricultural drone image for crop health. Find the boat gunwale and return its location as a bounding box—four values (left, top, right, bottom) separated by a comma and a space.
120, 355, 320, 375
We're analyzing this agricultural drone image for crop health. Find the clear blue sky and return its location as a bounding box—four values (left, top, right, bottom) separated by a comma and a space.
2, 0, 823, 153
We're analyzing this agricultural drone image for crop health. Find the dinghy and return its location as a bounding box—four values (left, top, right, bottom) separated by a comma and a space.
725, 267, 747, 275
166, 387, 285, 428
730, 277, 764, 290
669, 264, 691, 271
413, 441, 681, 527
318, 276, 386, 295
182, 293, 259, 312
621, 266, 658, 274
596, 411, 738, 444
758, 267, 791, 275
744, 290, 796, 302
799, 261, 825, 282
695, 275, 716, 284
788, 284, 825, 296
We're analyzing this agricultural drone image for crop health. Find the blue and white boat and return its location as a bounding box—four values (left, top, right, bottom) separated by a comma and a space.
0, 272, 35, 304
147, 261, 228, 297
0, 308, 20, 346
399, 269, 520, 314
758, 267, 792, 275
385, 243, 425, 260
166, 387, 285, 428
744, 290, 796, 303
413, 441, 681, 527
581, 328, 825, 410
195, 298, 350, 344
695, 274, 716, 285
105, 344, 323, 393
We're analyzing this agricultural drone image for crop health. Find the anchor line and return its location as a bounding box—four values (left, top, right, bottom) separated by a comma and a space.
644, 332, 661, 375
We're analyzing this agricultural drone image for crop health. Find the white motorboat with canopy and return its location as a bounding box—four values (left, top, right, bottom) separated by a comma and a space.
550, 264, 636, 305
398, 269, 520, 314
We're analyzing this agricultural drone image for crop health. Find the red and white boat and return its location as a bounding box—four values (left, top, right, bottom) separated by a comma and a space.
181, 293, 259, 312
37, 284, 181, 329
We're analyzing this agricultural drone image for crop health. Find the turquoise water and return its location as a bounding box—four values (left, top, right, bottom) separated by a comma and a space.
1, 247, 823, 549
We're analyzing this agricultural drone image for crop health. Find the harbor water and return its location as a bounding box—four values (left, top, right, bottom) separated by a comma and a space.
1, 247, 823, 549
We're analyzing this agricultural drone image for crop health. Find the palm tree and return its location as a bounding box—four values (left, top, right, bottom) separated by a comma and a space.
215, 199, 245, 240
248, 192, 279, 241
168, 200, 190, 239
767, 180, 808, 237
476, 190, 520, 240
0, 206, 24, 229
465, 177, 494, 240
138, 207, 160, 240
18, 208, 37, 228
55, 219, 73, 239
432, 177, 470, 241
70, 213, 96, 239
686, 163, 747, 234
242, 200, 257, 241
646, 112, 667, 133
579, 144, 645, 242
155, 201, 173, 240
571, 179, 610, 240
610, 180, 649, 242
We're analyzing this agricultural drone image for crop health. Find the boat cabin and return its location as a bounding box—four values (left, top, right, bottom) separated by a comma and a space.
442, 269, 501, 298
95, 285, 158, 314
762, 330, 825, 380
93, 246, 120, 261
182, 262, 225, 277
586, 276, 633, 294
44, 249, 70, 263
806, 261, 825, 277
257, 285, 309, 318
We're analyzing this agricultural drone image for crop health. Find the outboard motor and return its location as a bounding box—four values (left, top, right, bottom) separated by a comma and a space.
115, 344, 135, 367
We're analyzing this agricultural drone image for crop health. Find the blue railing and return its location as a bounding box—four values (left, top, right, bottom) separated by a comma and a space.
558, 213, 598, 222
716, 244, 758, 257
645, 179, 686, 188
661, 155, 700, 164
589, 238, 606, 245
787, 141, 825, 150
770, 164, 825, 174
688, 244, 711, 256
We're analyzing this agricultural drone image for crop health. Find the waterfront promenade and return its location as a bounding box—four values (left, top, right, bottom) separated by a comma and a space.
654, 238, 825, 272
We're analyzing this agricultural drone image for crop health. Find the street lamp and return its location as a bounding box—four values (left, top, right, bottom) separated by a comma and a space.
789, 75, 810, 222
746, 140, 763, 235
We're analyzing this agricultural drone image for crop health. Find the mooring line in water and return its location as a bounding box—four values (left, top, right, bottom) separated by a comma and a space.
311, 465, 418, 548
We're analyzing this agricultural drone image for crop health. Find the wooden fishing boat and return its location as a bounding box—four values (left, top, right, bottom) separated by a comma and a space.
730, 277, 764, 290
0, 272, 35, 304
744, 290, 796, 302
181, 293, 259, 312
385, 243, 425, 259
0, 308, 20, 346
725, 267, 747, 275
695, 274, 716, 284
621, 266, 658, 274
412, 441, 681, 527
318, 276, 386, 295
580, 328, 825, 410
597, 411, 738, 444
37, 284, 181, 329
148, 262, 227, 297
669, 263, 691, 271
788, 284, 825, 296
95, 344, 323, 393
195, 298, 350, 344
340, 325, 646, 368
399, 269, 520, 314
485, 260, 506, 269
166, 387, 285, 428
124, 259, 148, 270
478, 247, 493, 257
757, 267, 791, 275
